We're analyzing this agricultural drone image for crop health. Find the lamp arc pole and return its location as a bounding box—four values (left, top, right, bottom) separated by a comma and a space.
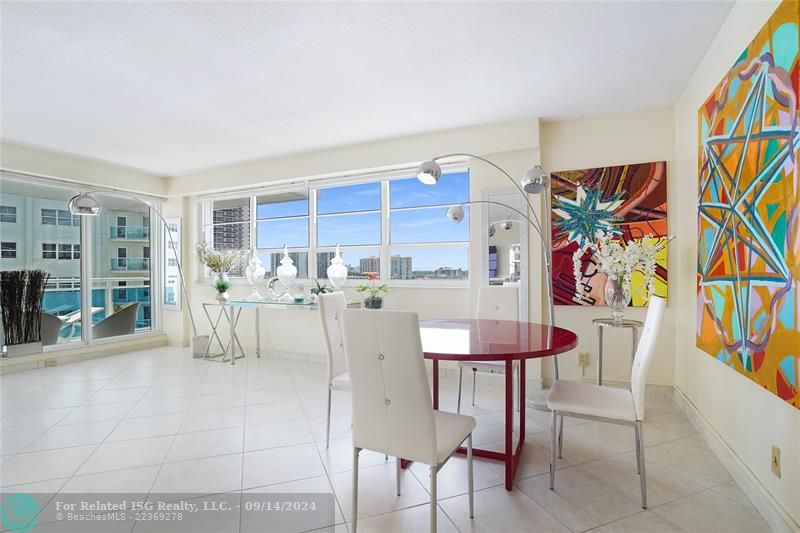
69, 192, 198, 337
424, 154, 558, 380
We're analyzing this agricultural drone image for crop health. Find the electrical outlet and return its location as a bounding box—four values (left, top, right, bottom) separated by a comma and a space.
771, 446, 781, 478
578, 352, 589, 368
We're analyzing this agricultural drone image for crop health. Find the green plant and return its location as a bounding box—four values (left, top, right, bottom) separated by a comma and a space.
354, 273, 388, 300
213, 279, 230, 294
310, 279, 332, 295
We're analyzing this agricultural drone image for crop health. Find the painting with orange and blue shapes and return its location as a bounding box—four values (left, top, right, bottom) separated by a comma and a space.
698, 0, 800, 408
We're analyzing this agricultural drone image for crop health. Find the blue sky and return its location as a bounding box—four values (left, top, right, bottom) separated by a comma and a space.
252, 171, 470, 271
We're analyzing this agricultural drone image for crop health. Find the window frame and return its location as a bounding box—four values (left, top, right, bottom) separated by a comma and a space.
200, 165, 470, 287
1, 241, 16, 259
0, 206, 17, 223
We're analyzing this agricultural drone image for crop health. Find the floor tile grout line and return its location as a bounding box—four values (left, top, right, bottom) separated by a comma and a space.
286, 357, 351, 532
2, 353, 185, 533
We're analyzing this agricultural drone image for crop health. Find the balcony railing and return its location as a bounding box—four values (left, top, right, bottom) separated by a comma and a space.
110, 226, 149, 240
110, 258, 150, 271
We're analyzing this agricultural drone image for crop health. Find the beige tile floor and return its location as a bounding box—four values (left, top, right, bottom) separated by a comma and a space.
0, 347, 771, 532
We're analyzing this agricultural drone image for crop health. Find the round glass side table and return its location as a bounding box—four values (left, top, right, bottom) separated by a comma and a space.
592, 318, 643, 386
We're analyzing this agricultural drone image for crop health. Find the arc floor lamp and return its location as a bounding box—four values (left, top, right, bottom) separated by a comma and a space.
417, 154, 560, 384
68, 191, 200, 347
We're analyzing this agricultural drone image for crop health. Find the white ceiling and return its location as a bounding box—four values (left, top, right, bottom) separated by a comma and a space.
1, 1, 732, 177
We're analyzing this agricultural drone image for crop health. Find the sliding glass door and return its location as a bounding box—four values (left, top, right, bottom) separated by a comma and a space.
0, 174, 158, 348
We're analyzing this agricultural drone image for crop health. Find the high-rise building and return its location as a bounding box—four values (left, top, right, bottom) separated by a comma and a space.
269, 251, 308, 279
316, 251, 336, 279
391, 255, 412, 279
359, 255, 380, 275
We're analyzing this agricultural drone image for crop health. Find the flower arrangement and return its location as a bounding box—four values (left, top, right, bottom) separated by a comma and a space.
588, 231, 673, 300
196, 242, 241, 275
354, 273, 388, 309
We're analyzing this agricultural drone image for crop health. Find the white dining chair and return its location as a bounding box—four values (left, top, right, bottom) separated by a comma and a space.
547, 296, 666, 509
457, 285, 519, 413
318, 292, 350, 448
342, 309, 476, 533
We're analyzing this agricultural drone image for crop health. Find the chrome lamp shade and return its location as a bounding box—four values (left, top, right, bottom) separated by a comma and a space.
416, 160, 442, 185
68, 192, 102, 216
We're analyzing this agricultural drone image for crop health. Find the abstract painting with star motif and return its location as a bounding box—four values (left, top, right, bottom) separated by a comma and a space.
550, 161, 668, 307
697, 0, 799, 408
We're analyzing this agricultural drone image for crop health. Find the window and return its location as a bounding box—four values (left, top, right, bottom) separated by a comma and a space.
42, 208, 79, 227
201, 167, 470, 284
48, 244, 80, 260
1, 175, 158, 345
389, 170, 470, 280
256, 191, 309, 278
210, 198, 250, 276
58, 244, 72, 260
42, 208, 57, 225
0, 206, 16, 223
42, 243, 57, 259
1, 242, 16, 259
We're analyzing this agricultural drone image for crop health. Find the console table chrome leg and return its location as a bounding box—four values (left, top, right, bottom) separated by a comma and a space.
229, 304, 236, 365
256, 307, 261, 358
597, 326, 604, 386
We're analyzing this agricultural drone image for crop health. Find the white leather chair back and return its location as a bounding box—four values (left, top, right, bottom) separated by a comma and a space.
342, 309, 438, 465
477, 286, 519, 321
630, 296, 666, 421
319, 292, 348, 383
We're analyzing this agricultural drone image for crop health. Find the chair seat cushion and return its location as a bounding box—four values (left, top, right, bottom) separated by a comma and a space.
331, 371, 350, 391
457, 360, 518, 373
547, 380, 636, 422
434, 410, 477, 463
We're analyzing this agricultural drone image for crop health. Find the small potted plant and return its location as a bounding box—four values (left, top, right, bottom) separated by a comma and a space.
308, 279, 332, 304
354, 273, 388, 309
197, 242, 241, 303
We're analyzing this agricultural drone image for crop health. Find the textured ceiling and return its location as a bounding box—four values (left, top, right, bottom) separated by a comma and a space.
1, 1, 733, 176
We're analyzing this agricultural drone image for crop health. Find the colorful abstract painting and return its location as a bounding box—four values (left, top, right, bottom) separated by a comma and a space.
550, 161, 668, 306
697, 0, 800, 408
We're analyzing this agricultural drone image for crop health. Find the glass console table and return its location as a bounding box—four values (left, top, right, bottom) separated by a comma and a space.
202, 298, 361, 365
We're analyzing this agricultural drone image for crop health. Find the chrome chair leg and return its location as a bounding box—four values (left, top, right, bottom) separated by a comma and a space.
636, 421, 647, 509
352, 448, 360, 532
557, 415, 564, 459
457, 366, 463, 413
467, 433, 474, 519
325, 386, 332, 448
549, 410, 557, 490
471, 368, 477, 406
430, 465, 438, 533
396, 456, 401, 496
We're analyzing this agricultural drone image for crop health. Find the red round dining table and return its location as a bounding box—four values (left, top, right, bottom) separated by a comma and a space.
411, 318, 578, 491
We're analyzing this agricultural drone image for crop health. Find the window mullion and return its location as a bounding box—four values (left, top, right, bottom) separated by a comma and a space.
310, 189, 318, 279
380, 180, 390, 282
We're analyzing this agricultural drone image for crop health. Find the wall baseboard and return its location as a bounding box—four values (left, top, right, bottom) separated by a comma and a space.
673, 388, 798, 533
0, 334, 168, 375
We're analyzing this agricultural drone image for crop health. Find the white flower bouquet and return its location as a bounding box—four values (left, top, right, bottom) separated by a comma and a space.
586, 231, 673, 301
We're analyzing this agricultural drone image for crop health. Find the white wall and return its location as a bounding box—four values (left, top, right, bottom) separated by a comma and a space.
540, 108, 676, 386
673, 0, 799, 526
1, 141, 167, 196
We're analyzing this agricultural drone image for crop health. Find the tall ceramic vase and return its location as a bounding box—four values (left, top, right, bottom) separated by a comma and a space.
604, 276, 631, 322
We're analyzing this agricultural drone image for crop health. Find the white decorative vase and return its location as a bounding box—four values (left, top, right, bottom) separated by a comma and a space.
245, 252, 267, 301
276, 245, 297, 288
326, 244, 348, 291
